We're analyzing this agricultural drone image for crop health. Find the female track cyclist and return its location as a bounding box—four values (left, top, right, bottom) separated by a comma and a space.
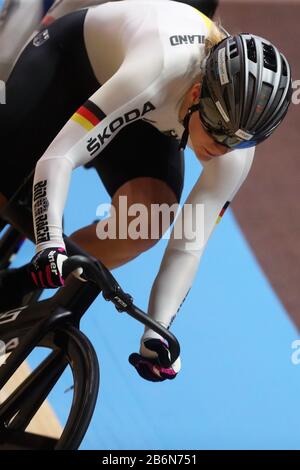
0, 0, 292, 382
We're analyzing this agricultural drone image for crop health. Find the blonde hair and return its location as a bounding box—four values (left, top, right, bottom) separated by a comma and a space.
205, 21, 227, 54
198, 21, 227, 81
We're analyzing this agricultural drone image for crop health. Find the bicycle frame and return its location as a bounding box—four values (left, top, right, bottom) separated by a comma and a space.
0, 251, 180, 449
0, 273, 101, 449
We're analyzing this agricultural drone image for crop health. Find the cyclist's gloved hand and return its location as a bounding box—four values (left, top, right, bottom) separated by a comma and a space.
29, 247, 67, 288
129, 338, 181, 382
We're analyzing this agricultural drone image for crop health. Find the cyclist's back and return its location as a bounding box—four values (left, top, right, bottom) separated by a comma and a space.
84, 0, 210, 82
0, 1, 211, 200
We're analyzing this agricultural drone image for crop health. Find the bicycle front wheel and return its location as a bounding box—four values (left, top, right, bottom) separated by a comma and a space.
0, 325, 100, 450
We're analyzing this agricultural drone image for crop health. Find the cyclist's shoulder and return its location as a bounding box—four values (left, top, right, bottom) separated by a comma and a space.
85, 0, 211, 62
86, 0, 212, 31
147, 0, 213, 32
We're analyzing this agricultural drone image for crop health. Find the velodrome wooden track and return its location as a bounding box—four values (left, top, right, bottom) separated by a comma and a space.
0, 360, 62, 439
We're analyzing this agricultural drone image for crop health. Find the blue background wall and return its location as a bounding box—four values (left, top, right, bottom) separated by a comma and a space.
18, 148, 300, 450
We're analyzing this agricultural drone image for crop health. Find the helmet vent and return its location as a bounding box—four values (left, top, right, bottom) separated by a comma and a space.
229, 43, 239, 59
223, 86, 233, 114
262, 43, 277, 72
251, 82, 273, 128
281, 56, 288, 77
244, 73, 256, 122
270, 87, 284, 116
246, 38, 257, 63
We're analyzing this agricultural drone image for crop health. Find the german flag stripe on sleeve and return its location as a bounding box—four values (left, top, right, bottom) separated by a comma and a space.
216, 201, 230, 224
71, 100, 106, 131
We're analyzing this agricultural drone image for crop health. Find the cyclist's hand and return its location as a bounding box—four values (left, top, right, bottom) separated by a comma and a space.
29, 247, 67, 288
129, 338, 181, 382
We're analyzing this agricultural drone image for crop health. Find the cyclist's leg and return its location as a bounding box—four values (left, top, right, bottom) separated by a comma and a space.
71, 178, 177, 270
71, 120, 184, 269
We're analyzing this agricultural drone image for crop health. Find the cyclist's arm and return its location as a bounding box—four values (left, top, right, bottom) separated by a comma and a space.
32, 62, 162, 253
144, 147, 255, 337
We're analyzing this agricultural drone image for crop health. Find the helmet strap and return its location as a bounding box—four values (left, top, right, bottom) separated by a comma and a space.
178, 103, 201, 151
